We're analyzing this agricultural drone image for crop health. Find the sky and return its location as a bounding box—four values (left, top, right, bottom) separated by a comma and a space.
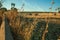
2, 0, 60, 12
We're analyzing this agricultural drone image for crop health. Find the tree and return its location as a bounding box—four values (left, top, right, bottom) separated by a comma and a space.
0, 0, 4, 8
0, 1, 2, 8
11, 3, 15, 10
58, 7, 60, 12
55, 7, 60, 13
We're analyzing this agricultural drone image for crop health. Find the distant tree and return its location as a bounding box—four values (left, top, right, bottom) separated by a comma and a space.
55, 7, 60, 13
58, 7, 60, 13
0, 1, 2, 8
11, 3, 17, 11
11, 3, 15, 10
0, 0, 5, 8
1, 7, 7, 11
0, 8, 7, 17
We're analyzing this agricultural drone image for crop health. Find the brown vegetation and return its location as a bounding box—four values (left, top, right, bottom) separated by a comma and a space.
0, 9, 60, 40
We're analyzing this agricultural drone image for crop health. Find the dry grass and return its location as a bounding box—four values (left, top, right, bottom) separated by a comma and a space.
0, 10, 60, 40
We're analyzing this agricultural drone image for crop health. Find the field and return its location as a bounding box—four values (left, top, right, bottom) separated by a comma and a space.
0, 9, 60, 40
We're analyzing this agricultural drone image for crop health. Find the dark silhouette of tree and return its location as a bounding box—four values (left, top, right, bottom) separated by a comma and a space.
58, 7, 60, 13
55, 7, 60, 13
1, 7, 7, 11
0, 1, 2, 8
11, 3, 15, 10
